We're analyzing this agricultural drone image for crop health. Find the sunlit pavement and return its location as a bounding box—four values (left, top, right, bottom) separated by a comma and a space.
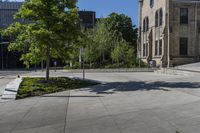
0, 71, 200, 133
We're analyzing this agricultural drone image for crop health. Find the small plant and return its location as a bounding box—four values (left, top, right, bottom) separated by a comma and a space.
17, 77, 98, 99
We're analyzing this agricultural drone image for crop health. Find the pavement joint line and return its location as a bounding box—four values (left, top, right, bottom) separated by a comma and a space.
64, 98, 200, 124
9, 97, 41, 133
97, 94, 123, 133
151, 109, 185, 133
64, 90, 70, 133
4, 89, 18, 93
9, 122, 66, 133
1, 97, 16, 100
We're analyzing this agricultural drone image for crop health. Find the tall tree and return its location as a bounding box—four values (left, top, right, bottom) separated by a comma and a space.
104, 13, 138, 48
3, 0, 80, 80
83, 21, 115, 66
111, 38, 135, 67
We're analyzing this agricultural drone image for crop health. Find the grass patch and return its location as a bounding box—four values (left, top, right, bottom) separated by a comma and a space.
17, 77, 98, 99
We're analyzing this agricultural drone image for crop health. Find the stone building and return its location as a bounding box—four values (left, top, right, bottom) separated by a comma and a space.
138, 0, 200, 67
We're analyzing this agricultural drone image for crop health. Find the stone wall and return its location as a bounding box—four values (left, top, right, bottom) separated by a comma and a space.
139, 0, 200, 67
139, 0, 167, 67
169, 1, 200, 66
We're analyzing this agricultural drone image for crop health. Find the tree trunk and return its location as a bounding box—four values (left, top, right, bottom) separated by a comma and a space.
46, 46, 50, 81
102, 52, 105, 62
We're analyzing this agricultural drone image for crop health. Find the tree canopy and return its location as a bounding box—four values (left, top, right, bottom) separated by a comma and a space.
3, 0, 80, 80
73, 19, 137, 68
104, 13, 138, 48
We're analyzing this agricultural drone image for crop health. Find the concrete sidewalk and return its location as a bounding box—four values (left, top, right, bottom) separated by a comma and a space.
0, 72, 200, 133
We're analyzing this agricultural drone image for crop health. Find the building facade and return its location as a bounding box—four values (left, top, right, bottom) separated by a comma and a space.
79, 11, 96, 29
0, 1, 23, 29
0, 1, 24, 69
138, 0, 200, 67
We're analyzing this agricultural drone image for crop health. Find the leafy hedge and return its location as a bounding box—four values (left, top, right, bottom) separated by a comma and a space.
17, 77, 97, 99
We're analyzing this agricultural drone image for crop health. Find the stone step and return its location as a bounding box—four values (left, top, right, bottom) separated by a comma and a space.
155, 68, 200, 76
1, 78, 22, 101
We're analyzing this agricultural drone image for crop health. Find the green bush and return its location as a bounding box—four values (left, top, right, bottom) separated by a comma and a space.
17, 77, 97, 99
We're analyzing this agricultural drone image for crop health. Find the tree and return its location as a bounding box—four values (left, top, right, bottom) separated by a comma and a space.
83, 21, 115, 66
3, 0, 80, 80
70, 18, 137, 68
104, 13, 138, 48
111, 38, 135, 67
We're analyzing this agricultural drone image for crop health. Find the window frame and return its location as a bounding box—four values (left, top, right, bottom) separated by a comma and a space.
143, 43, 149, 57
155, 8, 163, 27
180, 8, 188, 25
159, 9, 163, 26
150, 0, 154, 8
159, 39, 162, 56
154, 39, 163, 57
143, 17, 149, 32
179, 37, 188, 56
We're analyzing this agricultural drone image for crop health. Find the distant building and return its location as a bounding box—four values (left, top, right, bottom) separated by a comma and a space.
138, 0, 200, 67
0, 1, 23, 29
0, 1, 24, 69
78, 11, 96, 29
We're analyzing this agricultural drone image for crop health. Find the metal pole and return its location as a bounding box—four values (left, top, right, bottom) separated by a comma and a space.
167, 0, 170, 68
82, 55, 85, 80
1, 43, 3, 70
195, 0, 199, 60
34, 63, 37, 72
41, 60, 44, 71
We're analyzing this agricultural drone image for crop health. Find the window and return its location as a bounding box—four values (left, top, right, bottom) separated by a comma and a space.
143, 43, 146, 57
180, 37, 188, 56
150, 0, 154, 8
180, 8, 188, 24
146, 17, 149, 31
143, 43, 148, 57
143, 17, 149, 32
146, 43, 149, 57
155, 8, 163, 27
155, 11, 159, 27
155, 40, 158, 56
198, 27, 200, 34
159, 9, 163, 26
143, 19, 146, 32
159, 40, 162, 55
155, 39, 162, 56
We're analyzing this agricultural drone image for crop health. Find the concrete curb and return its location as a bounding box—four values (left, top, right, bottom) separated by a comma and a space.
1, 77, 22, 101
64, 68, 157, 73
155, 68, 200, 76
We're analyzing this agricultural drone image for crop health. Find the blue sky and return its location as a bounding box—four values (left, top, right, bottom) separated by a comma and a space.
78, 0, 138, 26
16, 0, 138, 26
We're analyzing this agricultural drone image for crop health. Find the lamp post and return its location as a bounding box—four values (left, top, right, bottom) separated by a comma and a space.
1, 42, 3, 70
0, 35, 4, 70
80, 47, 85, 80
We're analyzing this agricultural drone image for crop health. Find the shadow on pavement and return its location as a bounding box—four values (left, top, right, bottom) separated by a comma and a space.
83, 81, 200, 94
41, 95, 103, 98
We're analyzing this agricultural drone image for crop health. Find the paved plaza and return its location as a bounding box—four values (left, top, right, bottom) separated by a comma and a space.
0, 70, 200, 133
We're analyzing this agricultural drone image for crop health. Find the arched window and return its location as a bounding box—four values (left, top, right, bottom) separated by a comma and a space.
155, 11, 159, 27
143, 18, 146, 32
159, 9, 163, 26
155, 8, 163, 27
150, 0, 154, 8
143, 17, 149, 32
146, 17, 149, 31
